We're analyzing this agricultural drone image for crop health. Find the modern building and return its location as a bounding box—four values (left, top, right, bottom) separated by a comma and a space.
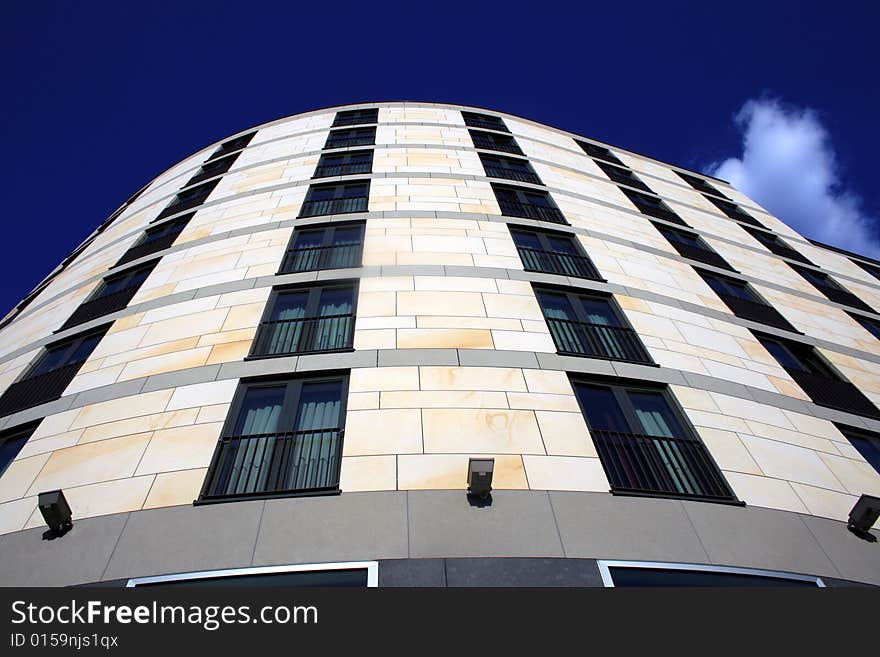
0, 102, 878, 587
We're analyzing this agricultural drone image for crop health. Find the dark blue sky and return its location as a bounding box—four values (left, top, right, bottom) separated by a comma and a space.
2, 1, 878, 315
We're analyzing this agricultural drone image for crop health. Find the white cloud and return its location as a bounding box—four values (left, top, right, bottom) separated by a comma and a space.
706, 98, 880, 259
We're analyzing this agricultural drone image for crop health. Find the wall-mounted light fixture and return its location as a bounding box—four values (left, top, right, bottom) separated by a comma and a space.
38, 489, 73, 536
467, 457, 494, 500
847, 494, 880, 541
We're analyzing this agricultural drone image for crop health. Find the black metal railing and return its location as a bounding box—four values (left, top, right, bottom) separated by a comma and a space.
313, 161, 372, 178
0, 362, 85, 417
116, 230, 184, 266
59, 286, 141, 331
251, 314, 355, 356
785, 369, 880, 419
324, 135, 375, 149
717, 293, 797, 332
298, 196, 368, 218
517, 246, 601, 280
668, 242, 734, 271
332, 111, 378, 127
279, 244, 363, 273
498, 199, 567, 224
811, 284, 875, 313
600, 167, 651, 192
470, 132, 523, 155
591, 429, 737, 502
635, 203, 688, 226
483, 164, 542, 184
463, 116, 508, 131
201, 428, 343, 500
545, 318, 653, 364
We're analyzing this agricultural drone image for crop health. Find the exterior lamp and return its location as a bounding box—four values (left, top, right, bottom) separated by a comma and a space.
38, 489, 73, 536
847, 494, 880, 540
467, 458, 494, 500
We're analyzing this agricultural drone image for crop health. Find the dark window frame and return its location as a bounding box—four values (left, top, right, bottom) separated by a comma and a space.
332, 108, 379, 127
674, 171, 727, 198
0, 422, 38, 480
207, 132, 256, 161
575, 140, 624, 166
509, 225, 603, 280
116, 215, 192, 266
478, 153, 542, 185
835, 424, 880, 476
153, 179, 220, 223
468, 129, 524, 155
298, 180, 371, 218
491, 183, 568, 225
744, 227, 814, 265
849, 312, 880, 341
279, 222, 365, 274
620, 189, 687, 225
323, 127, 376, 150
594, 160, 652, 192
313, 150, 374, 179
790, 264, 876, 313
655, 224, 735, 271
697, 269, 798, 332
461, 111, 509, 132
704, 196, 766, 228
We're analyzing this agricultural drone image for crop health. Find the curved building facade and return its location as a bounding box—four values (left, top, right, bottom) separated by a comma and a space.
0, 102, 879, 587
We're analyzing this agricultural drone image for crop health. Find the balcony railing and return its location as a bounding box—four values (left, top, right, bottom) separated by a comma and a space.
313, 162, 372, 178
516, 246, 601, 280
332, 112, 378, 127
463, 116, 508, 131
591, 429, 737, 502
279, 244, 363, 274
59, 286, 141, 331
545, 318, 653, 364
251, 314, 355, 357
785, 369, 880, 419
717, 293, 797, 332
116, 229, 184, 266
201, 428, 343, 500
601, 168, 651, 192
483, 164, 542, 185
668, 242, 734, 271
0, 362, 84, 417
498, 199, 567, 224
811, 284, 875, 313
324, 135, 375, 149
470, 133, 523, 155
760, 240, 813, 265
635, 204, 687, 226
186, 154, 237, 186
298, 196, 368, 218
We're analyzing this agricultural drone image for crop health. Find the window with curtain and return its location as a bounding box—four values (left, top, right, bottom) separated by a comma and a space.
280, 223, 364, 273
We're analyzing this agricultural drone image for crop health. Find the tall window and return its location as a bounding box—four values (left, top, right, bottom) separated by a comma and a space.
0, 423, 36, 479
744, 227, 814, 265
491, 183, 567, 224
313, 150, 373, 178
469, 130, 524, 155
574, 140, 624, 165
836, 425, 880, 475
571, 378, 737, 502
332, 108, 378, 127
0, 327, 108, 417
299, 181, 370, 218
461, 111, 509, 132
704, 196, 766, 228
535, 288, 653, 364
60, 261, 157, 330
698, 270, 796, 331
280, 223, 364, 274
594, 161, 651, 192
510, 227, 601, 280
791, 265, 875, 312
208, 132, 255, 160
251, 284, 356, 357
186, 153, 238, 187
154, 179, 220, 222
116, 215, 192, 266
620, 189, 686, 225
478, 153, 542, 184
655, 224, 734, 271
324, 127, 376, 150
199, 374, 348, 501
675, 171, 726, 197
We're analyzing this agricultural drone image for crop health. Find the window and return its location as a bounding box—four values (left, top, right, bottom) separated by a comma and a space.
570, 377, 737, 502
755, 333, 880, 419
116, 215, 192, 266
468, 129, 524, 155
153, 179, 220, 222
654, 224, 734, 271
478, 153, 542, 184
744, 227, 814, 265
704, 196, 766, 228
509, 227, 601, 280
0, 327, 108, 417
207, 132, 255, 161
574, 140, 624, 166
836, 425, 880, 475
594, 161, 651, 192
849, 312, 880, 341
59, 261, 157, 331
199, 373, 349, 501
313, 150, 373, 178
298, 181, 370, 218
491, 183, 567, 224
598, 561, 823, 587
461, 111, 509, 132
0, 423, 36, 480
535, 288, 652, 363
698, 270, 797, 331
332, 108, 378, 127
620, 189, 687, 225
852, 259, 880, 282
324, 127, 376, 150
675, 171, 727, 197
127, 561, 378, 588
279, 223, 364, 274
251, 283, 356, 357
186, 152, 239, 187
791, 265, 876, 312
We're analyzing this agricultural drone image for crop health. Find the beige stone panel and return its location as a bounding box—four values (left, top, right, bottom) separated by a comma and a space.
739, 435, 843, 491
491, 330, 555, 352
701, 360, 776, 392
216, 286, 272, 309
790, 482, 859, 522
166, 379, 239, 411
61, 365, 123, 395
709, 392, 794, 429
79, 409, 198, 444
174, 268, 250, 294
349, 367, 420, 392
381, 390, 509, 409
139, 297, 220, 325
139, 308, 230, 347
65, 476, 155, 519
472, 254, 522, 269
669, 386, 720, 412
416, 316, 521, 330
0, 496, 37, 535
346, 392, 380, 411
107, 312, 146, 335
724, 472, 808, 514
741, 422, 838, 455
396, 252, 475, 266
357, 316, 416, 330
206, 340, 252, 364
768, 376, 812, 400
615, 295, 651, 312
413, 276, 497, 293
411, 236, 487, 254
70, 389, 174, 429
358, 276, 414, 292
118, 347, 212, 382
685, 410, 751, 433
245, 263, 279, 279
353, 329, 397, 350
422, 409, 544, 454
90, 325, 150, 359
419, 366, 526, 392
623, 310, 686, 342
0, 453, 51, 503
696, 428, 762, 475
397, 291, 485, 317
356, 291, 396, 317
342, 409, 422, 456
17, 430, 84, 459
817, 453, 880, 496
397, 328, 493, 349
482, 294, 543, 321
507, 392, 580, 412
496, 279, 534, 295
27, 433, 152, 494
339, 455, 398, 492
101, 337, 202, 368
519, 370, 571, 395
535, 411, 596, 457
135, 423, 223, 475
132, 282, 177, 303
523, 455, 609, 492
780, 410, 842, 440
397, 454, 527, 490
144, 468, 208, 509
196, 404, 230, 424
220, 303, 264, 332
